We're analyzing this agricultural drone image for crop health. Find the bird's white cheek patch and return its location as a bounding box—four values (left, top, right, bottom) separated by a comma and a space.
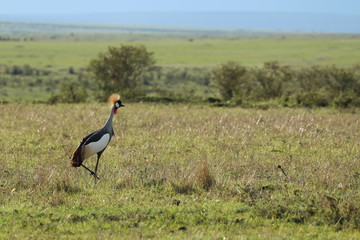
83, 134, 110, 159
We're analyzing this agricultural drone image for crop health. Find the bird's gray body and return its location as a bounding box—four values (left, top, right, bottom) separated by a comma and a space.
72, 106, 116, 167
79, 108, 115, 160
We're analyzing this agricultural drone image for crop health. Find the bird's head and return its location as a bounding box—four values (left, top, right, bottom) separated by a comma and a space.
108, 93, 125, 114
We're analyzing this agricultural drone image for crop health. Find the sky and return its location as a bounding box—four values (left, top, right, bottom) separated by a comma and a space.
1, 0, 360, 15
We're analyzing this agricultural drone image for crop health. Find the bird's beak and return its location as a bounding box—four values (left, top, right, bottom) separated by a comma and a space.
120, 104, 125, 107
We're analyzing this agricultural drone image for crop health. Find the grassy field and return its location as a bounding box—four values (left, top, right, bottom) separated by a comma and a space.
1, 103, 359, 239
1, 38, 360, 68
1, 34, 360, 103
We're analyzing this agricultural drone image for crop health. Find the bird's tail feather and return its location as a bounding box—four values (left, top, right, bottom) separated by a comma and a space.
71, 146, 83, 167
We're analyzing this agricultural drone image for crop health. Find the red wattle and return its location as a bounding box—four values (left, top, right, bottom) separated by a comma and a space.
114, 109, 118, 114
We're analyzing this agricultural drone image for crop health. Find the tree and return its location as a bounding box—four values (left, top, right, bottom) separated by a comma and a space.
212, 62, 247, 101
88, 44, 156, 99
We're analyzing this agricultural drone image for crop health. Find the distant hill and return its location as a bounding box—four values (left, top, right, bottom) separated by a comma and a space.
0, 21, 237, 35
1, 11, 360, 33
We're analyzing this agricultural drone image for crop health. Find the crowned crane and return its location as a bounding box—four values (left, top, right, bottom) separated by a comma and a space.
71, 94, 124, 180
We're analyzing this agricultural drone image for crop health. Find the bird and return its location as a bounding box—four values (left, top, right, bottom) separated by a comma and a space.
71, 93, 124, 180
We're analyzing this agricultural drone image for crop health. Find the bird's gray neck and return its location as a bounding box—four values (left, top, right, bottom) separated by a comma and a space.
103, 106, 115, 132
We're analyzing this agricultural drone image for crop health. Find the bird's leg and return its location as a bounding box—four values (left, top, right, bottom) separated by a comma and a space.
94, 154, 101, 180
81, 164, 100, 180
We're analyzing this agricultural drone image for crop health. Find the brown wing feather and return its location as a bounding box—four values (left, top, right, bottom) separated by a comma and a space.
71, 146, 83, 167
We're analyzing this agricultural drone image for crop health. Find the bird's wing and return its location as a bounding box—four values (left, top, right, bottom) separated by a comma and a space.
80, 130, 102, 147
71, 130, 101, 167
72, 129, 112, 167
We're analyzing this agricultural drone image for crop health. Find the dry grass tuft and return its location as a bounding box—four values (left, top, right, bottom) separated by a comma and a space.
195, 160, 215, 191
33, 165, 55, 189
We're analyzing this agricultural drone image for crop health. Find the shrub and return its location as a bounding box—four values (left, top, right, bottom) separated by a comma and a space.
48, 81, 88, 104
212, 62, 248, 101
333, 92, 360, 108
211, 62, 360, 108
252, 61, 292, 100
295, 91, 330, 107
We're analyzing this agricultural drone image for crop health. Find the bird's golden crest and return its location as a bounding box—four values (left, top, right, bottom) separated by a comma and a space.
108, 93, 120, 106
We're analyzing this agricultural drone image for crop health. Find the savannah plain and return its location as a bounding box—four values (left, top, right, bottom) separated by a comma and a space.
1, 31, 360, 239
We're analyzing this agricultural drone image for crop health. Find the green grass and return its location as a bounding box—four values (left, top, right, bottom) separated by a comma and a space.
2, 34, 360, 103
1, 103, 359, 239
1, 38, 360, 68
